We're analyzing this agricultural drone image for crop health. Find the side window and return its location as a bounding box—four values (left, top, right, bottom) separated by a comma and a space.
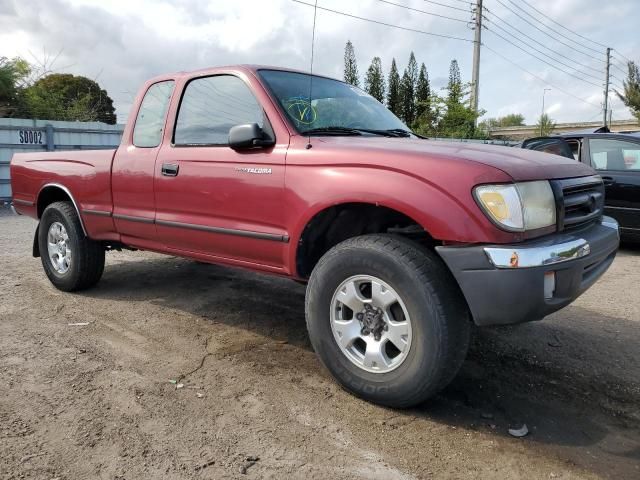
521, 138, 574, 159
133, 81, 174, 148
174, 75, 263, 146
589, 138, 640, 171
565, 139, 581, 161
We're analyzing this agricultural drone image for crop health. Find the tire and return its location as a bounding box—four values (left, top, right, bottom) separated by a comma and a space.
305, 234, 471, 408
38, 201, 105, 292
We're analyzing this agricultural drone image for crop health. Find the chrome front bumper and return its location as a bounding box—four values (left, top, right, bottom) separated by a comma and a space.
484, 217, 619, 269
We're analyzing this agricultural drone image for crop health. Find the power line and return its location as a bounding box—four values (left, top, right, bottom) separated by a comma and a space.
610, 74, 625, 86
377, 0, 468, 23
483, 28, 603, 89
421, 0, 472, 13
612, 50, 633, 65
482, 8, 602, 73
291, 0, 474, 42
511, 0, 609, 52
490, 0, 605, 61
482, 11, 603, 79
483, 43, 601, 109
585, 110, 605, 122
610, 61, 628, 77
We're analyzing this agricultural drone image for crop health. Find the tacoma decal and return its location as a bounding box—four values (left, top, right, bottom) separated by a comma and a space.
235, 167, 273, 175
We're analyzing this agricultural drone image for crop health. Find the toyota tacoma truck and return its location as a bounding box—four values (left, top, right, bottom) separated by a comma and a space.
10, 65, 619, 407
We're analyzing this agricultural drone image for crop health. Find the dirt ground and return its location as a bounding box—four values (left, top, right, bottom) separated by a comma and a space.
1, 207, 639, 480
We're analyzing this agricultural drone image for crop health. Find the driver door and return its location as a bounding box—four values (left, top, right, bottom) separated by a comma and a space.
154, 74, 289, 270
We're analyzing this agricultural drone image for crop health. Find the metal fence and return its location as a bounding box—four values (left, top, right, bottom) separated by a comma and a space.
0, 118, 124, 200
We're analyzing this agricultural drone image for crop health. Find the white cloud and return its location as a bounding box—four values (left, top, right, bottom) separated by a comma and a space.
0, 0, 636, 124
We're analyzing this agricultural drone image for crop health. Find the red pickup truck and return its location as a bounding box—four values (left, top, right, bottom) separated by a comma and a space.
10, 65, 619, 407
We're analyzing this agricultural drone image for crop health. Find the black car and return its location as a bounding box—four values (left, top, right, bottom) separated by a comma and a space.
521, 130, 640, 241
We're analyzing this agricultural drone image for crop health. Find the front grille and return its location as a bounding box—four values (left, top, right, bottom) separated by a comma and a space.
551, 175, 605, 231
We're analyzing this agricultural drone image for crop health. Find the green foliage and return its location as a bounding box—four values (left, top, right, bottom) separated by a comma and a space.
364, 57, 385, 103
535, 113, 556, 136
0, 57, 31, 116
415, 63, 432, 130
0, 56, 117, 124
477, 113, 525, 135
616, 61, 640, 122
346, 48, 484, 138
447, 59, 462, 105
415, 59, 483, 138
399, 52, 418, 126
22, 73, 116, 124
430, 93, 483, 138
343, 40, 360, 87
386, 58, 402, 118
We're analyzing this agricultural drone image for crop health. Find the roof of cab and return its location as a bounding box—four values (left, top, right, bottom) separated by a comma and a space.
145, 64, 342, 84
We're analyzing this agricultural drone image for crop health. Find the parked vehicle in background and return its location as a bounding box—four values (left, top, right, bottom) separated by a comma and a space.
10, 65, 620, 408
521, 131, 640, 241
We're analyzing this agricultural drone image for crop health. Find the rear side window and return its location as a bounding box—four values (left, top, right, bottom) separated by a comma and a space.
174, 75, 263, 146
589, 138, 640, 171
133, 80, 174, 148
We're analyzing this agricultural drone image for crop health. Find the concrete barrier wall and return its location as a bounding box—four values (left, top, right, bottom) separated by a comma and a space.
0, 118, 124, 200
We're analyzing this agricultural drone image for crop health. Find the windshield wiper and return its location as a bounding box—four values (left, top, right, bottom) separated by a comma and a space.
302, 126, 363, 136
384, 128, 413, 138
303, 126, 410, 137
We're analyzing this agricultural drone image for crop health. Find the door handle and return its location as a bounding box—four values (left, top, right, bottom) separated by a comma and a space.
161, 163, 179, 177
601, 176, 615, 186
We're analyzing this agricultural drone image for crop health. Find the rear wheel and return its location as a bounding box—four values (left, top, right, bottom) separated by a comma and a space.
305, 234, 471, 408
39, 201, 105, 291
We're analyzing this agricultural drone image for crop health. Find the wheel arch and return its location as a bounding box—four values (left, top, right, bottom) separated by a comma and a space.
293, 201, 437, 279
37, 183, 87, 236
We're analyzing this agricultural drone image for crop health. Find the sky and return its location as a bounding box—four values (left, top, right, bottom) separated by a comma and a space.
1, 0, 637, 126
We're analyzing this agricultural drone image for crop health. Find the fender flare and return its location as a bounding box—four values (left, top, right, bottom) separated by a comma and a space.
37, 183, 87, 236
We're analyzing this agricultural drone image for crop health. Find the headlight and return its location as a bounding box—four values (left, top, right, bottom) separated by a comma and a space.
474, 180, 556, 232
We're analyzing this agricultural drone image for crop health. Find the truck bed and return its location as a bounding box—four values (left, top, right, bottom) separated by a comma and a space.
10, 149, 117, 237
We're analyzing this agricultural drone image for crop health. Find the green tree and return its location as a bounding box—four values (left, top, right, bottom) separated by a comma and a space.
477, 113, 525, 138
23, 73, 116, 124
478, 113, 525, 133
386, 58, 402, 118
535, 113, 556, 136
496, 113, 525, 127
423, 59, 483, 138
364, 57, 385, 102
616, 61, 640, 122
399, 52, 418, 125
343, 40, 360, 87
0, 57, 31, 116
447, 59, 462, 104
435, 60, 476, 137
415, 63, 432, 129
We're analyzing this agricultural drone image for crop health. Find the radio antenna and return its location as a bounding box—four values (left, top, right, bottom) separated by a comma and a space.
306, 0, 318, 149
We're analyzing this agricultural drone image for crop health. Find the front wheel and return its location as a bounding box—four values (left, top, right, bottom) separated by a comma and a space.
39, 201, 105, 291
305, 234, 471, 408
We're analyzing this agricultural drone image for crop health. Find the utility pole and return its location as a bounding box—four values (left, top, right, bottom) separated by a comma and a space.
540, 88, 551, 136
603, 47, 611, 128
470, 0, 483, 125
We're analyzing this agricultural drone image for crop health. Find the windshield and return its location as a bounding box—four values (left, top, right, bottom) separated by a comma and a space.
258, 69, 408, 135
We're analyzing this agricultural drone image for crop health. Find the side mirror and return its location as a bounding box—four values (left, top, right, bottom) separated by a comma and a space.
228, 123, 274, 151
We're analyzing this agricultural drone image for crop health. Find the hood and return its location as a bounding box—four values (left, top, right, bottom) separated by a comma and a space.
310, 136, 595, 182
